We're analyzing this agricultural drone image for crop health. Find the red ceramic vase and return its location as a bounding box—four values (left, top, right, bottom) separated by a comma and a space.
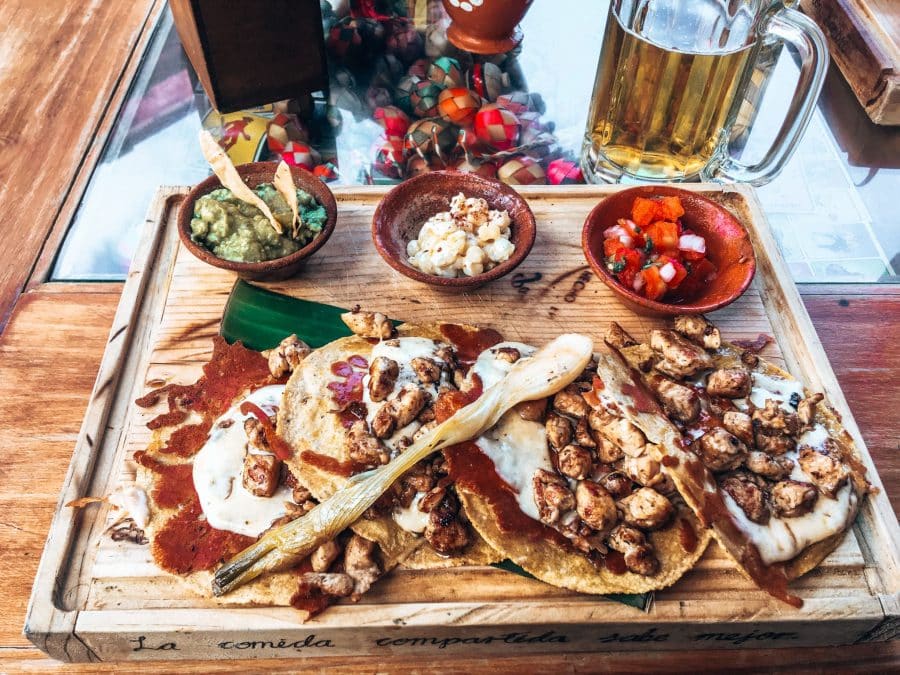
442, 0, 534, 54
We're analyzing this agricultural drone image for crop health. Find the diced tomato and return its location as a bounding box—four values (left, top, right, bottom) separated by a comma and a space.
657, 196, 685, 221
657, 255, 688, 288
644, 220, 679, 251
677, 258, 717, 299
630, 197, 659, 228
604, 238, 626, 258
641, 265, 668, 301
681, 249, 706, 262
608, 246, 644, 288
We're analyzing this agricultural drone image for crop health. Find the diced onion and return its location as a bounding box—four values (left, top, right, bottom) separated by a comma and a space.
679, 234, 706, 254
632, 274, 645, 292
659, 262, 676, 283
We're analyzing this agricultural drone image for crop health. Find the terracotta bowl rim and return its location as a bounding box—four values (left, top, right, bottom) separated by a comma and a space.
176, 161, 338, 274
371, 171, 537, 288
581, 185, 757, 316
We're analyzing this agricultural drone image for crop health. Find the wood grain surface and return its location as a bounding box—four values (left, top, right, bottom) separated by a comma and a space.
0, 0, 160, 329
1, 281, 897, 671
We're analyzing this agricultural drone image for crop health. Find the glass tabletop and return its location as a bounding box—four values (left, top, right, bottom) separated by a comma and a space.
51, 0, 899, 284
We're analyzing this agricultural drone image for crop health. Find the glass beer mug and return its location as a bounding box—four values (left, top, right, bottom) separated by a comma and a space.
581, 0, 828, 186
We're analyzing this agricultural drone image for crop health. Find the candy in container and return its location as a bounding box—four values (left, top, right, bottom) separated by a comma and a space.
279, 141, 321, 170
327, 18, 365, 62
407, 57, 430, 79
404, 118, 456, 159
371, 53, 405, 88
313, 162, 339, 182
394, 75, 422, 115
373, 138, 406, 178
427, 56, 464, 88
373, 106, 411, 143
474, 103, 520, 151
496, 91, 546, 116
547, 158, 584, 185
366, 86, 393, 110
497, 155, 546, 185
437, 87, 482, 126
385, 17, 424, 64
467, 62, 509, 102
266, 113, 308, 155
409, 79, 445, 118
451, 155, 498, 179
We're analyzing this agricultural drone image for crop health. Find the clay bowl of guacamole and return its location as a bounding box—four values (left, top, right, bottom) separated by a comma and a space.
177, 161, 337, 281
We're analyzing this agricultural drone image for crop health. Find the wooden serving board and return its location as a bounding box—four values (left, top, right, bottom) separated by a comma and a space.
25, 185, 899, 662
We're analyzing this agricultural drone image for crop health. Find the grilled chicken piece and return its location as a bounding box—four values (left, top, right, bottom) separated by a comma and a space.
241, 452, 280, 498
723, 411, 754, 446
299, 572, 355, 597
649, 329, 714, 379
798, 446, 849, 498
244, 417, 268, 451
706, 368, 751, 398
621, 455, 662, 488
340, 309, 396, 339
410, 357, 441, 385
595, 436, 625, 464
267, 334, 311, 378
755, 432, 796, 456
310, 540, 342, 572
552, 385, 591, 418
604, 322, 638, 349
721, 471, 769, 524
745, 451, 794, 480
771, 479, 818, 518
575, 481, 618, 531
619, 487, 674, 530
596, 417, 647, 457
598, 471, 633, 500
557, 444, 594, 480
797, 393, 824, 428
347, 420, 389, 466
369, 356, 400, 401
574, 417, 596, 448
698, 427, 748, 472
424, 492, 469, 554
619, 344, 657, 373
393, 387, 431, 428
533, 469, 576, 525
344, 534, 382, 595
545, 411, 573, 451
649, 375, 700, 423
752, 399, 800, 436
292, 484, 312, 504
673, 314, 721, 349
370, 405, 396, 439
607, 524, 659, 576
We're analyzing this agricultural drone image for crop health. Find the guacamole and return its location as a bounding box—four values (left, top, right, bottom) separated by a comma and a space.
190, 183, 327, 263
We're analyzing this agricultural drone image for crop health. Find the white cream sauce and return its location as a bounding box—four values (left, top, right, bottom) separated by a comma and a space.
472, 343, 554, 520
746, 371, 805, 413
108, 485, 150, 529
192, 385, 292, 537
393, 491, 430, 533
362, 337, 451, 453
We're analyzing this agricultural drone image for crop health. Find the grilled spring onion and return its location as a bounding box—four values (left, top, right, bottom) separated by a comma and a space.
213, 333, 594, 595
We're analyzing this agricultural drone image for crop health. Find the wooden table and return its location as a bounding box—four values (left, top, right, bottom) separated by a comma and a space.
1, 0, 897, 671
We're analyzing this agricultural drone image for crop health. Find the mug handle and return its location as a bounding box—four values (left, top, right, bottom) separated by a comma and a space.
706, 8, 829, 186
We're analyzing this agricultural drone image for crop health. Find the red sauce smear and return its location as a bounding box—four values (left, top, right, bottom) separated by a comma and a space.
439, 323, 503, 365
301, 450, 371, 478
327, 356, 368, 410
290, 559, 334, 617
133, 451, 196, 510
682, 458, 802, 608
661, 455, 679, 468
678, 517, 698, 553
733, 333, 773, 354
240, 401, 293, 460
621, 375, 661, 415
348, 354, 369, 369
338, 400, 368, 429
603, 549, 627, 575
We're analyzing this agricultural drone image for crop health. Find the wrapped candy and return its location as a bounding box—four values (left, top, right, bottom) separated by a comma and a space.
427, 56, 464, 88
373, 138, 406, 178
404, 118, 456, 159
394, 75, 422, 115
280, 141, 321, 170
385, 18, 424, 64
497, 156, 546, 185
409, 79, 445, 118
546, 158, 584, 185
313, 162, 339, 182
371, 53, 405, 88
451, 155, 498, 179
327, 18, 365, 62
406, 153, 446, 177
467, 62, 509, 102
373, 105, 411, 142
266, 112, 308, 154
366, 86, 393, 110
437, 87, 481, 126
496, 91, 546, 116
474, 104, 520, 151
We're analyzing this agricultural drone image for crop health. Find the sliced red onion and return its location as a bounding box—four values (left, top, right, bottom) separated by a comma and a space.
678, 233, 706, 253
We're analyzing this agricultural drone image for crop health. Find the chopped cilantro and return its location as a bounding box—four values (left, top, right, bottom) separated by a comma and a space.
644, 237, 654, 254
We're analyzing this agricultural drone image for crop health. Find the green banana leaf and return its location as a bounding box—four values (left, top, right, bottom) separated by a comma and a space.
220, 279, 652, 611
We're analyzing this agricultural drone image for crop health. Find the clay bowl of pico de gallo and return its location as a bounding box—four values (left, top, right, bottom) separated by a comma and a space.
372, 171, 536, 292
582, 186, 756, 317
